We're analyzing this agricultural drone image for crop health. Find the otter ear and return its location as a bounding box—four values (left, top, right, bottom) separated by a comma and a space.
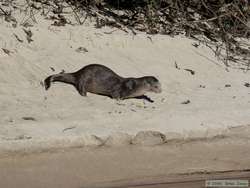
124, 79, 135, 90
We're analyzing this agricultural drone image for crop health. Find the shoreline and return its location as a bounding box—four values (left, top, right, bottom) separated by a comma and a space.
0, 133, 250, 188
0, 124, 249, 156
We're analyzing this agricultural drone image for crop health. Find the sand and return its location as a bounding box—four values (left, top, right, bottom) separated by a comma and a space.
0, 12, 250, 153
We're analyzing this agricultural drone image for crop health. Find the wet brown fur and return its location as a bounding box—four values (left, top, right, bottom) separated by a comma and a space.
44, 64, 161, 100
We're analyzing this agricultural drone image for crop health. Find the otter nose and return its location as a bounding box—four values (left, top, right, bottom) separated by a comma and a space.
152, 85, 162, 93
156, 87, 162, 93
156, 83, 162, 93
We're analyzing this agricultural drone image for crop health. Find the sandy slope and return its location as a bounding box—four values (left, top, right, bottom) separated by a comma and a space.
0, 14, 250, 152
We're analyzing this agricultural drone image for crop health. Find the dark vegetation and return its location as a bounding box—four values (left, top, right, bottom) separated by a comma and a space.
0, 0, 249, 69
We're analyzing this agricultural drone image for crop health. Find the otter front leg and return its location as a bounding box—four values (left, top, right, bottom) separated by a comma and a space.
111, 90, 122, 100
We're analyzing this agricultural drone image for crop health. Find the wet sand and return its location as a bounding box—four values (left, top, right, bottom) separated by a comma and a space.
0, 137, 249, 188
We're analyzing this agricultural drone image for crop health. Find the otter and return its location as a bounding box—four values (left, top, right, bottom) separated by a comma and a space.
44, 64, 161, 100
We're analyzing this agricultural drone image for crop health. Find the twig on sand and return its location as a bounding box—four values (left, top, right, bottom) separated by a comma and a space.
181, 100, 191, 104
175, 61, 180, 70
50, 67, 55, 72
1, 48, 12, 55
62, 126, 76, 132
0, 6, 8, 15
184, 69, 195, 75
13, 34, 24, 43
22, 117, 37, 121
104, 29, 119, 34
23, 29, 33, 43
244, 83, 250, 87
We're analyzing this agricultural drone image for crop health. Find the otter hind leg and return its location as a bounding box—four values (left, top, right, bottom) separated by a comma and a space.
76, 85, 87, 96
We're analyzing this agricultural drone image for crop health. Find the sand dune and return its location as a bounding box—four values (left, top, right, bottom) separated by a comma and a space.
0, 14, 250, 153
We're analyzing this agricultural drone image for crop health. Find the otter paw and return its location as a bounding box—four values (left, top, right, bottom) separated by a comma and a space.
77, 89, 87, 96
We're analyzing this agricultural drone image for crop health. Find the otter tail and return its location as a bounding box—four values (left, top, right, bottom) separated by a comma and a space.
44, 73, 76, 90
44, 75, 52, 90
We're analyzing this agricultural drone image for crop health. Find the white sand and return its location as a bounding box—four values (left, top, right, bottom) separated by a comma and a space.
0, 13, 250, 153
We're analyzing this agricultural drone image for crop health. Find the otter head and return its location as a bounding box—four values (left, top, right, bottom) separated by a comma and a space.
143, 76, 162, 93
